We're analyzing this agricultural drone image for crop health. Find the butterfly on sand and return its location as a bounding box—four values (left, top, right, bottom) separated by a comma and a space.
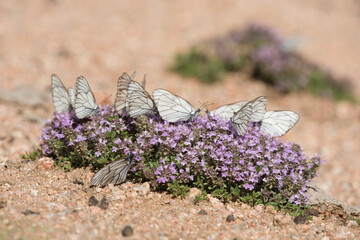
91, 155, 134, 187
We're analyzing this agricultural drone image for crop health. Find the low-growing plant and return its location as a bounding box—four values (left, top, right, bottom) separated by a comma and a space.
170, 24, 355, 101
38, 105, 321, 214
20, 148, 43, 161
170, 47, 226, 84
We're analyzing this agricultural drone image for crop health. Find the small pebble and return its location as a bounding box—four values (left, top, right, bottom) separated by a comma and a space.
30, 189, 38, 197
347, 220, 358, 228
226, 214, 235, 222
305, 208, 319, 217
99, 197, 109, 210
293, 215, 307, 225
88, 196, 98, 206
122, 225, 134, 237
0, 192, 8, 208
198, 209, 207, 215
22, 209, 40, 215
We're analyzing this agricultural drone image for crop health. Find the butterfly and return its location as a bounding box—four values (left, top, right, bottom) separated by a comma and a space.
127, 81, 156, 118
91, 155, 134, 187
260, 111, 299, 137
51, 74, 74, 114
152, 89, 200, 122
209, 101, 247, 121
230, 101, 253, 136
68, 87, 76, 108
114, 72, 135, 114
74, 76, 99, 119
209, 96, 267, 122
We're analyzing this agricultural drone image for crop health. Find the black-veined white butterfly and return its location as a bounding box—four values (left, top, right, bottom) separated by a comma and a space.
209, 96, 267, 122
260, 111, 299, 137
91, 155, 134, 187
68, 87, 76, 108
74, 76, 99, 119
114, 71, 148, 116
247, 96, 267, 122
209, 101, 248, 121
152, 89, 200, 123
230, 102, 253, 136
114, 72, 134, 114
51, 74, 74, 114
127, 81, 156, 118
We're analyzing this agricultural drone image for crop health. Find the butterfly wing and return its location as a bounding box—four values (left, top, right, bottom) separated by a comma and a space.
127, 81, 155, 118
248, 96, 267, 122
91, 157, 133, 187
74, 76, 98, 119
114, 72, 133, 114
230, 102, 253, 136
51, 74, 71, 114
68, 87, 76, 108
152, 89, 198, 122
260, 111, 299, 137
209, 101, 248, 121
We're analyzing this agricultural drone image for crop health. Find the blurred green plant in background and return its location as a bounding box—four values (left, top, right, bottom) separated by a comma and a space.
170, 24, 355, 102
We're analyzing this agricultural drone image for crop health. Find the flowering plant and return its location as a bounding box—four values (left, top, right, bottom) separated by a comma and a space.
171, 24, 354, 101
40, 105, 321, 209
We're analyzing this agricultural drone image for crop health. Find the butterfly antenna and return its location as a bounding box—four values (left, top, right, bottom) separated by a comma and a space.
130, 71, 137, 80
100, 94, 112, 105
141, 74, 146, 89
198, 101, 214, 111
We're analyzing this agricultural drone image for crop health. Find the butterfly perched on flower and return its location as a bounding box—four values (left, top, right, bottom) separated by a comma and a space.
230, 101, 253, 136
209, 96, 267, 122
152, 89, 201, 123
91, 155, 134, 187
260, 111, 299, 137
114, 72, 154, 118
51, 74, 75, 114
74, 76, 99, 119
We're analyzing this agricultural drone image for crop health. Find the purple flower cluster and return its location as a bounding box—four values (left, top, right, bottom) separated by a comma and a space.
40, 105, 321, 205
198, 23, 353, 99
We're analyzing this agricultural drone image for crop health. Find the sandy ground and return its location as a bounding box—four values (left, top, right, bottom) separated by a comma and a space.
0, 0, 360, 239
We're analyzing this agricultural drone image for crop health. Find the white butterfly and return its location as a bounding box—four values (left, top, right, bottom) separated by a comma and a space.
127, 81, 156, 118
230, 102, 253, 136
114, 72, 134, 114
260, 111, 299, 137
209, 101, 248, 121
209, 96, 267, 122
68, 87, 76, 107
114, 71, 148, 116
91, 155, 134, 187
51, 74, 74, 114
152, 89, 200, 122
248, 96, 267, 122
74, 76, 99, 119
